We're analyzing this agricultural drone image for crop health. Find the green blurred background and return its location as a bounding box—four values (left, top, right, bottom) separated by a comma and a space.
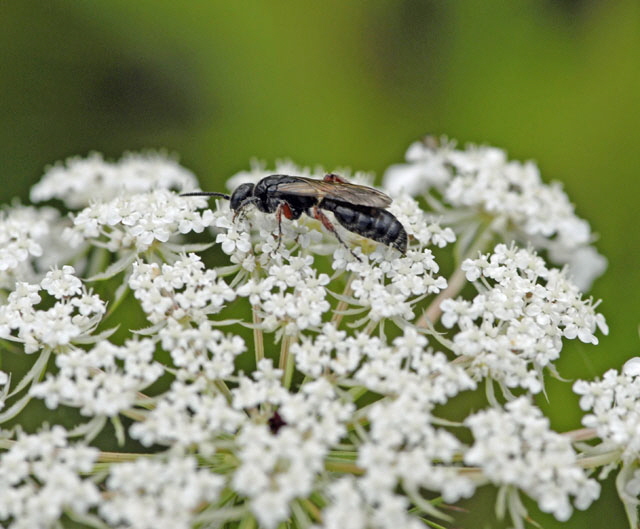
1, 1, 638, 527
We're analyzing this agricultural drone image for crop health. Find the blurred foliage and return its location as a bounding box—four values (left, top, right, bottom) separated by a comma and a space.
1, 1, 639, 527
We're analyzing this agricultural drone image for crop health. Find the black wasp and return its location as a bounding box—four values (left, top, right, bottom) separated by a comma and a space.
181, 173, 408, 259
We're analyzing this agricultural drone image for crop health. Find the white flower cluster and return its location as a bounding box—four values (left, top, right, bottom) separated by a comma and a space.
364, 327, 477, 399
291, 322, 383, 378
465, 397, 600, 522
0, 266, 105, 353
0, 205, 51, 275
30, 151, 199, 209
30, 338, 164, 416
99, 455, 225, 529
0, 205, 72, 290
63, 189, 214, 252
574, 357, 640, 463
160, 319, 246, 379
292, 325, 476, 399
383, 138, 606, 290
237, 254, 331, 335
317, 476, 426, 529
0, 144, 615, 529
129, 253, 235, 324
0, 426, 226, 529
129, 253, 242, 380
130, 376, 246, 450
441, 243, 608, 393
339, 247, 448, 322
358, 379, 476, 503
333, 330, 477, 515
0, 426, 100, 529
291, 326, 478, 525
231, 367, 355, 528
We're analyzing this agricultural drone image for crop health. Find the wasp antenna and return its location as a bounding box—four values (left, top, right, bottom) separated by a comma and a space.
180, 191, 231, 200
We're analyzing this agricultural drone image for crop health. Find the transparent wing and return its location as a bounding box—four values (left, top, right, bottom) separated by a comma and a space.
276, 177, 392, 208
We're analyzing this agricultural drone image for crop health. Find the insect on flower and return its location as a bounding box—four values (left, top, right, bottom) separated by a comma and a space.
181, 173, 408, 259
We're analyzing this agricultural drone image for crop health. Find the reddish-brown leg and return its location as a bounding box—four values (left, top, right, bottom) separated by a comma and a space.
323, 173, 349, 184
274, 202, 295, 250
311, 206, 361, 261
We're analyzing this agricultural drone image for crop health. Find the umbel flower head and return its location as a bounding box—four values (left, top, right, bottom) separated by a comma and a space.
0, 140, 619, 529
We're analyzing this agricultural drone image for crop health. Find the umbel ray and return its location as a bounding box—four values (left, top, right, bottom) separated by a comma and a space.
181, 173, 408, 260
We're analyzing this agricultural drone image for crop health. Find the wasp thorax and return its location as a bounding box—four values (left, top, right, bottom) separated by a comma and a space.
229, 183, 255, 211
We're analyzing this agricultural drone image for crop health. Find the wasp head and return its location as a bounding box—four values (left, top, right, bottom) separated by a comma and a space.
229, 183, 255, 212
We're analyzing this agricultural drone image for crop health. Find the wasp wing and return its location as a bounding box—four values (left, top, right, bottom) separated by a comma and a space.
275, 177, 392, 208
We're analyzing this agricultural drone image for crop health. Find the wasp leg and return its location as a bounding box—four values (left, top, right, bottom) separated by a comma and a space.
311, 206, 362, 262
323, 173, 349, 184
274, 202, 295, 251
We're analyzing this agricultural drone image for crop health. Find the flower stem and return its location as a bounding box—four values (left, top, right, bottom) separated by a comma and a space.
252, 304, 264, 363
562, 427, 598, 442
214, 379, 233, 402
331, 272, 354, 328
96, 450, 152, 463
297, 498, 323, 523
324, 459, 364, 475
577, 450, 623, 469
280, 335, 295, 389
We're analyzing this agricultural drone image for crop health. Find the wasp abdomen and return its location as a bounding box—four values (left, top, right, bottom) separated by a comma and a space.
324, 201, 407, 253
